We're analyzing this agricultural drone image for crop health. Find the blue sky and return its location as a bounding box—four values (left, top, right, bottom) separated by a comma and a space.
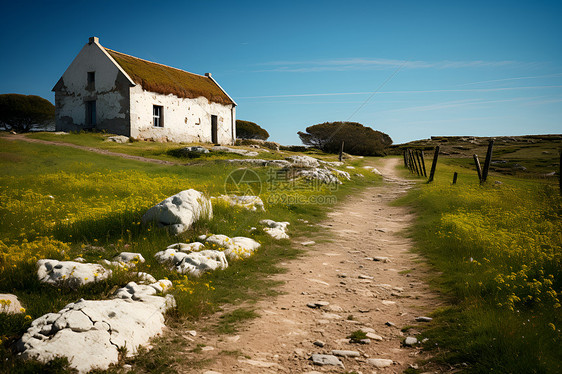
1, 0, 561, 144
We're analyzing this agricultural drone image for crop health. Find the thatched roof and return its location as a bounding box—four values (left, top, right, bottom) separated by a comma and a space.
105, 48, 234, 106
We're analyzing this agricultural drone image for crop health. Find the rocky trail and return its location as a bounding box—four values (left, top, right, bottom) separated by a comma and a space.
182, 158, 444, 373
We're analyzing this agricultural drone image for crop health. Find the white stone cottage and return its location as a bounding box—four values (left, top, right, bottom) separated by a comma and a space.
53, 37, 236, 144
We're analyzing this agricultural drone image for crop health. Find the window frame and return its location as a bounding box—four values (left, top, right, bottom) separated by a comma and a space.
87, 71, 95, 90
153, 105, 163, 127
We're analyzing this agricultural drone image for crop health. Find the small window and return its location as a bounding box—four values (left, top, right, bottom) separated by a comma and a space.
85, 100, 96, 126
87, 72, 95, 90
153, 105, 163, 127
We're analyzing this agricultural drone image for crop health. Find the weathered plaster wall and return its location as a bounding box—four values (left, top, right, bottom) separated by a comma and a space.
129, 86, 235, 145
53, 41, 130, 134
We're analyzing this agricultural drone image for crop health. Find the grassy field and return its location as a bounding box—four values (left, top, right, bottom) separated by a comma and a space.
0, 133, 380, 372
400, 159, 561, 373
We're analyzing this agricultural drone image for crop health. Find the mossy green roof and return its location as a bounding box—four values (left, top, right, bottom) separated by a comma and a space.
105, 48, 234, 105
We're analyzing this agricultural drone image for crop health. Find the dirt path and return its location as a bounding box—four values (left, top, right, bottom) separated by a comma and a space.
183, 158, 443, 373
2, 134, 176, 165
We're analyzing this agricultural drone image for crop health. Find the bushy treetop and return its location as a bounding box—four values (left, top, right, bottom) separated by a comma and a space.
298, 121, 392, 156
0, 94, 55, 133
236, 120, 270, 140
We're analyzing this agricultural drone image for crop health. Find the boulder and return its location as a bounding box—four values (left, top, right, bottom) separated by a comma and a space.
293, 168, 341, 184
286, 155, 320, 168
180, 146, 209, 154
260, 219, 290, 239
154, 247, 228, 277
212, 195, 265, 211
141, 189, 212, 235
112, 252, 145, 267
18, 281, 174, 373
0, 294, 24, 314
212, 146, 258, 157
205, 234, 261, 260
37, 260, 111, 288
367, 358, 393, 368
105, 135, 129, 143
166, 242, 206, 252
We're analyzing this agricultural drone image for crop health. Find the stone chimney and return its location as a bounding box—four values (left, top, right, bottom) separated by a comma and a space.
205, 73, 212, 78
89, 36, 99, 45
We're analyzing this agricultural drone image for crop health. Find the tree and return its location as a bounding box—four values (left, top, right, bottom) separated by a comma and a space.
298, 121, 392, 156
0, 94, 55, 133
236, 120, 270, 140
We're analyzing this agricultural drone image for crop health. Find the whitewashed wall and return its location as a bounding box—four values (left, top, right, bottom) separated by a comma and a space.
54, 40, 130, 135
129, 86, 235, 144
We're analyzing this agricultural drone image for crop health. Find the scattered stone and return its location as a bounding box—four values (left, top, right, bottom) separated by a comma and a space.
366, 332, 383, 341
179, 146, 209, 154
0, 294, 24, 314
205, 234, 261, 260
358, 338, 371, 344
154, 247, 228, 277
37, 260, 111, 288
18, 281, 175, 373
212, 195, 265, 211
301, 241, 316, 246
415, 316, 433, 322
225, 159, 291, 167
307, 301, 330, 308
385, 321, 396, 327
292, 168, 341, 185
166, 242, 206, 253
358, 274, 374, 280
286, 155, 320, 168
367, 358, 393, 368
112, 252, 145, 266
337, 273, 348, 278
310, 354, 344, 368
313, 340, 325, 347
105, 135, 129, 143
362, 166, 383, 175
404, 337, 418, 346
141, 189, 212, 235
212, 146, 258, 157
260, 219, 290, 239
332, 350, 360, 357
373, 256, 390, 262
187, 330, 197, 336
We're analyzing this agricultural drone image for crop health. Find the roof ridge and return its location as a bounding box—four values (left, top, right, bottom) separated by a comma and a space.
104, 47, 208, 79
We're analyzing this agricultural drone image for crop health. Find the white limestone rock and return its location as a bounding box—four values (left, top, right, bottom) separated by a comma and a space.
105, 135, 129, 143
260, 219, 290, 240
319, 160, 344, 167
212, 146, 258, 157
154, 247, 228, 277
293, 168, 341, 184
18, 283, 175, 373
367, 358, 394, 368
327, 167, 351, 181
0, 294, 24, 314
141, 189, 212, 235
37, 260, 111, 288
212, 195, 265, 211
205, 234, 261, 260
167, 242, 206, 252
286, 155, 320, 168
112, 252, 145, 267
225, 159, 291, 167
362, 166, 383, 175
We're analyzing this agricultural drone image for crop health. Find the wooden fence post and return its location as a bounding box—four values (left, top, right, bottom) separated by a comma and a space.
473, 154, 482, 182
339, 141, 344, 162
411, 149, 420, 175
559, 150, 561, 195
428, 146, 440, 182
452, 172, 458, 185
420, 150, 427, 177
481, 140, 494, 183
403, 150, 408, 168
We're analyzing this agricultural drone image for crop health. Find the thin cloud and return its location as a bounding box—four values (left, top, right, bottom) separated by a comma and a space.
255, 58, 519, 73
459, 73, 562, 86
237, 85, 562, 99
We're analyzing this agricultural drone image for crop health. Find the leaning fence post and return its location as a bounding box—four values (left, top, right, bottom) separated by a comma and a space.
420, 150, 427, 177
559, 150, 561, 195
473, 154, 482, 182
428, 146, 439, 182
339, 141, 344, 162
403, 150, 408, 168
411, 149, 420, 175
481, 140, 494, 183
452, 172, 458, 185
415, 151, 424, 178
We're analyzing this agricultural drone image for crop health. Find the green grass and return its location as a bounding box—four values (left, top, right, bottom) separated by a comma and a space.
399, 160, 562, 373
0, 135, 381, 372
215, 308, 260, 334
